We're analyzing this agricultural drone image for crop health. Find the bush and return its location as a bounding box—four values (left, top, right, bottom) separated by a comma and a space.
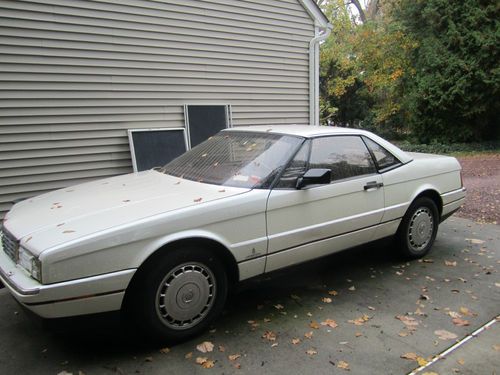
395, 140, 500, 155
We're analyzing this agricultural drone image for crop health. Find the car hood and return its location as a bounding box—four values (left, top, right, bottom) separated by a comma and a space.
4, 171, 249, 254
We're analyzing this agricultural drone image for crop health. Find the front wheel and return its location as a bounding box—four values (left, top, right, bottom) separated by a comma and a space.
396, 197, 439, 259
124, 247, 228, 343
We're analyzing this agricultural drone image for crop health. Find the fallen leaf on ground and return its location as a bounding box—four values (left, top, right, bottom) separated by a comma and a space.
396, 315, 419, 329
401, 353, 418, 361
422, 372, 438, 375
348, 286, 356, 291
291, 338, 301, 345
445, 260, 457, 266
459, 307, 474, 316
417, 357, 428, 366
452, 318, 470, 326
228, 354, 241, 361
466, 238, 485, 244
338, 361, 350, 370
368, 306, 376, 311
306, 348, 317, 356
322, 297, 333, 303
355, 332, 363, 337
233, 363, 241, 369
271, 343, 279, 348
348, 314, 371, 326
435, 329, 458, 340
196, 341, 214, 353
310, 321, 320, 329
262, 330, 277, 341
196, 357, 208, 364
159, 347, 170, 354
457, 359, 465, 365
144, 357, 153, 362
321, 319, 338, 328
185, 352, 193, 359
492, 344, 500, 352
202, 360, 215, 369
274, 304, 284, 310
304, 331, 314, 339
218, 345, 225, 352
328, 290, 338, 296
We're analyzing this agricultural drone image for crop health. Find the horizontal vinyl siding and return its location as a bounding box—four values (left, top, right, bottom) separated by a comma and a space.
0, 0, 314, 217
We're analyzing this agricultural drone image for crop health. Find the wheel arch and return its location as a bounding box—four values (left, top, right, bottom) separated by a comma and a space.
122, 236, 239, 309
412, 189, 443, 218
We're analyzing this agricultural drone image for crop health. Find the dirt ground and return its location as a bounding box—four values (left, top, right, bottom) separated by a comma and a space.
456, 153, 500, 224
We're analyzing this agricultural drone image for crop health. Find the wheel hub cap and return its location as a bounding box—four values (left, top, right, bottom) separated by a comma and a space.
408, 207, 434, 251
156, 263, 216, 330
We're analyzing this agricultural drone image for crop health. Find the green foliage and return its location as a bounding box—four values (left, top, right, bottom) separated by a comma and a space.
394, 0, 500, 142
396, 140, 500, 155
319, 0, 499, 143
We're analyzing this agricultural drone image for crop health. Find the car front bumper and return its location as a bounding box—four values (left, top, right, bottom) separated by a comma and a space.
0, 248, 135, 318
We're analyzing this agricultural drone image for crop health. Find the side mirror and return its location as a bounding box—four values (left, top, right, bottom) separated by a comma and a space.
296, 168, 331, 189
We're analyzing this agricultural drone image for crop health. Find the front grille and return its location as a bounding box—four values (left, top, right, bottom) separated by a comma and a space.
1, 229, 19, 262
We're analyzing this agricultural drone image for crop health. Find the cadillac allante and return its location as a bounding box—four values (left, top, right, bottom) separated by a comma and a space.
0, 125, 466, 341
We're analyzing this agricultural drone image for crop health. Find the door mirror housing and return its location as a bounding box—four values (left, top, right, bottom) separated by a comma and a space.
296, 168, 331, 189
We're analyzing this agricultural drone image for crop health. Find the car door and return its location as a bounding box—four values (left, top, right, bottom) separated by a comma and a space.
265, 135, 385, 272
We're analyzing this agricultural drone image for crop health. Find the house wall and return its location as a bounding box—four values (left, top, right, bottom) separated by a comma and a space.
0, 0, 315, 217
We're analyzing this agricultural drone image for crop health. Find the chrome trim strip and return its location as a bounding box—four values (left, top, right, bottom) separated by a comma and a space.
0, 265, 40, 295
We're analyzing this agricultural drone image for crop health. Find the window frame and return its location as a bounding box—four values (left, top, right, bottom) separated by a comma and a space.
361, 136, 403, 173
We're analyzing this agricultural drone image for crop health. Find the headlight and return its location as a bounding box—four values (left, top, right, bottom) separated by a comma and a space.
18, 246, 42, 282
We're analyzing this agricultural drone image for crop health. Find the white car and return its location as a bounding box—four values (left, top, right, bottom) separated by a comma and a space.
0, 125, 465, 341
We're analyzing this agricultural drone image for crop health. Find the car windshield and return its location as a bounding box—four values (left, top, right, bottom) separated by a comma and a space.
162, 131, 303, 188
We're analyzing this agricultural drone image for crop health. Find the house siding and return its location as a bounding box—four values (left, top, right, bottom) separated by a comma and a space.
0, 0, 315, 216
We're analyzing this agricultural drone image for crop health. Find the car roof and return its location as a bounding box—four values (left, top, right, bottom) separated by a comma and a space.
224, 125, 413, 164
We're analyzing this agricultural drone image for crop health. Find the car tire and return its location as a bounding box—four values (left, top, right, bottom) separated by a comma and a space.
123, 246, 228, 343
396, 197, 439, 259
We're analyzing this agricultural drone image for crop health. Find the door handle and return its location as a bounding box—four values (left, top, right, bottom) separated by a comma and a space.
364, 181, 384, 190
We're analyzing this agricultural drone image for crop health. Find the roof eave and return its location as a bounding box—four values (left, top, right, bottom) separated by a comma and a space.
298, 0, 330, 29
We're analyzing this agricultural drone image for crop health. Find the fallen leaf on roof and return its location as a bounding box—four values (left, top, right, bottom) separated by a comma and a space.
321, 319, 338, 328
309, 321, 320, 329
435, 329, 458, 340
262, 330, 277, 342
338, 361, 350, 370
322, 297, 332, 303
291, 338, 301, 345
306, 348, 317, 356
228, 354, 241, 361
452, 318, 470, 326
196, 341, 214, 353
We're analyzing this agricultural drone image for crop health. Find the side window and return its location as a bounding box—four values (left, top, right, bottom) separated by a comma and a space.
309, 136, 376, 182
275, 141, 310, 189
362, 136, 401, 171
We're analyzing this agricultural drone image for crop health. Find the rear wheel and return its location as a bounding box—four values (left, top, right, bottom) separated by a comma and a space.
396, 197, 439, 259
124, 246, 228, 343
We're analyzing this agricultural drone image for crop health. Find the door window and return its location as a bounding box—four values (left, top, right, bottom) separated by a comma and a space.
309, 136, 376, 182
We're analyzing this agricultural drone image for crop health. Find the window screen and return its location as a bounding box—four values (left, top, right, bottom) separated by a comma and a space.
186, 105, 230, 148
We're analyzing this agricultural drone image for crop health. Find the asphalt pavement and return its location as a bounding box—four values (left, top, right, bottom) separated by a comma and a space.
0, 216, 498, 375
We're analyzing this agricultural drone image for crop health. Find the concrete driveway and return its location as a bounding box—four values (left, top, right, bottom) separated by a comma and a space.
1, 217, 498, 375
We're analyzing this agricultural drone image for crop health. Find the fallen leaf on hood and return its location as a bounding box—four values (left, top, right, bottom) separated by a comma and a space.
122, 199, 131, 203
262, 330, 277, 341
306, 348, 317, 356
322, 297, 332, 303
228, 354, 241, 361
328, 290, 338, 296
25, 236, 33, 243
291, 338, 301, 345
193, 197, 203, 203
159, 347, 170, 354
445, 260, 457, 266
196, 341, 214, 353
321, 319, 338, 328
62, 230, 75, 234
304, 331, 314, 339
338, 361, 350, 370
435, 329, 458, 340
309, 321, 320, 329
452, 318, 470, 326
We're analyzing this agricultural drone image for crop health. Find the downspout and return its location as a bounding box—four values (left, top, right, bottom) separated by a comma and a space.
309, 23, 332, 125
